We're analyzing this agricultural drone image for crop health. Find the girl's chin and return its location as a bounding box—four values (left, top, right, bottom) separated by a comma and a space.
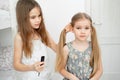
33, 26, 40, 29
78, 38, 87, 41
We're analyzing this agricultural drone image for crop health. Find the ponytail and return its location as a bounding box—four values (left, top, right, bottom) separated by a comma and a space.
90, 26, 100, 78
55, 29, 66, 71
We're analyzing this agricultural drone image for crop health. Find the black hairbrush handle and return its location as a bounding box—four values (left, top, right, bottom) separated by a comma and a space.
41, 56, 45, 62
38, 56, 45, 76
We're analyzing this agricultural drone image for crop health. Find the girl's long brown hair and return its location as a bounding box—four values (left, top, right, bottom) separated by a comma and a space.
56, 29, 66, 71
56, 12, 100, 78
16, 0, 49, 58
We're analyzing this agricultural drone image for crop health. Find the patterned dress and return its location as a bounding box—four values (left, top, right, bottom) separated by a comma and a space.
63, 42, 93, 80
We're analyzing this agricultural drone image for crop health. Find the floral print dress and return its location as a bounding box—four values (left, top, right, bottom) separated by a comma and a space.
63, 42, 93, 80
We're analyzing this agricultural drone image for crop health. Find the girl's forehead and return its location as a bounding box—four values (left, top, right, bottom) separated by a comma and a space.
75, 19, 91, 25
29, 7, 40, 15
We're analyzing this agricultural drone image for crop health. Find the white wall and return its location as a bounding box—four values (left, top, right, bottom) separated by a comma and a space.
0, 28, 13, 47
90, 0, 120, 80
100, 0, 120, 79
0, 0, 13, 47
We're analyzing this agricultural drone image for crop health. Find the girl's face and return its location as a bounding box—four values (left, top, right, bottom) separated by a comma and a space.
29, 7, 41, 29
73, 19, 91, 41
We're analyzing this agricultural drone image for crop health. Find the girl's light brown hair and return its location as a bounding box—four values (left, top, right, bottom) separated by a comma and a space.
56, 12, 100, 78
16, 0, 49, 58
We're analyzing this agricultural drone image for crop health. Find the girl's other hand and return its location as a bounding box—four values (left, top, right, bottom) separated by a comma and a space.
64, 23, 73, 33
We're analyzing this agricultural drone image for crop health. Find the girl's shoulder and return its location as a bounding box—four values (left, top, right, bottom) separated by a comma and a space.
64, 41, 73, 53
66, 41, 72, 46
14, 33, 23, 46
14, 32, 22, 41
63, 44, 69, 55
66, 41, 73, 49
88, 41, 92, 47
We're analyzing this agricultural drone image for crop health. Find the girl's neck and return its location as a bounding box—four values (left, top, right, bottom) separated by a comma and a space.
31, 31, 41, 40
72, 39, 89, 52
73, 39, 88, 45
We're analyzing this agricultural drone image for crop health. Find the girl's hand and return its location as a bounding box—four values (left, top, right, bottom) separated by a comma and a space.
89, 78, 96, 80
71, 77, 79, 80
33, 62, 45, 72
64, 23, 73, 33
70, 75, 79, 80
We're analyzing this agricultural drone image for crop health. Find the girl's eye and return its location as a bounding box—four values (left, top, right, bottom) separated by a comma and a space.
30, 16, 36, 19
76, 27, 81, 29
85, 26, 90, 29
38, 14, 41, 17
85, 27, 89, 29
38, 15, 41, 19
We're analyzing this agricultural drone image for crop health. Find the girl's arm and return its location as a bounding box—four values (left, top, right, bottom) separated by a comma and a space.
60, 45, 79, 80
90, 53, 103, 80
46, 31, 57, 53
46, 24, 72, 53
14, 33, 44, 72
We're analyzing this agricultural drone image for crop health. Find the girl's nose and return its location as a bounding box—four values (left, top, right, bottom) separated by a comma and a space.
81, 29, 85, 33
36, 17, 40, 22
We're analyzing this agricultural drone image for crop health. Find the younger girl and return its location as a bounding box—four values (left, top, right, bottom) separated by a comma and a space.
56, 12, 103, 80
14, 0, 57, 80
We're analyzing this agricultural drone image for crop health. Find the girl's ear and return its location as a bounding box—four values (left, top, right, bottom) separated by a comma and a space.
90, 28, 92, 32
90, 27, 92, 33
71, 26, 74, 33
